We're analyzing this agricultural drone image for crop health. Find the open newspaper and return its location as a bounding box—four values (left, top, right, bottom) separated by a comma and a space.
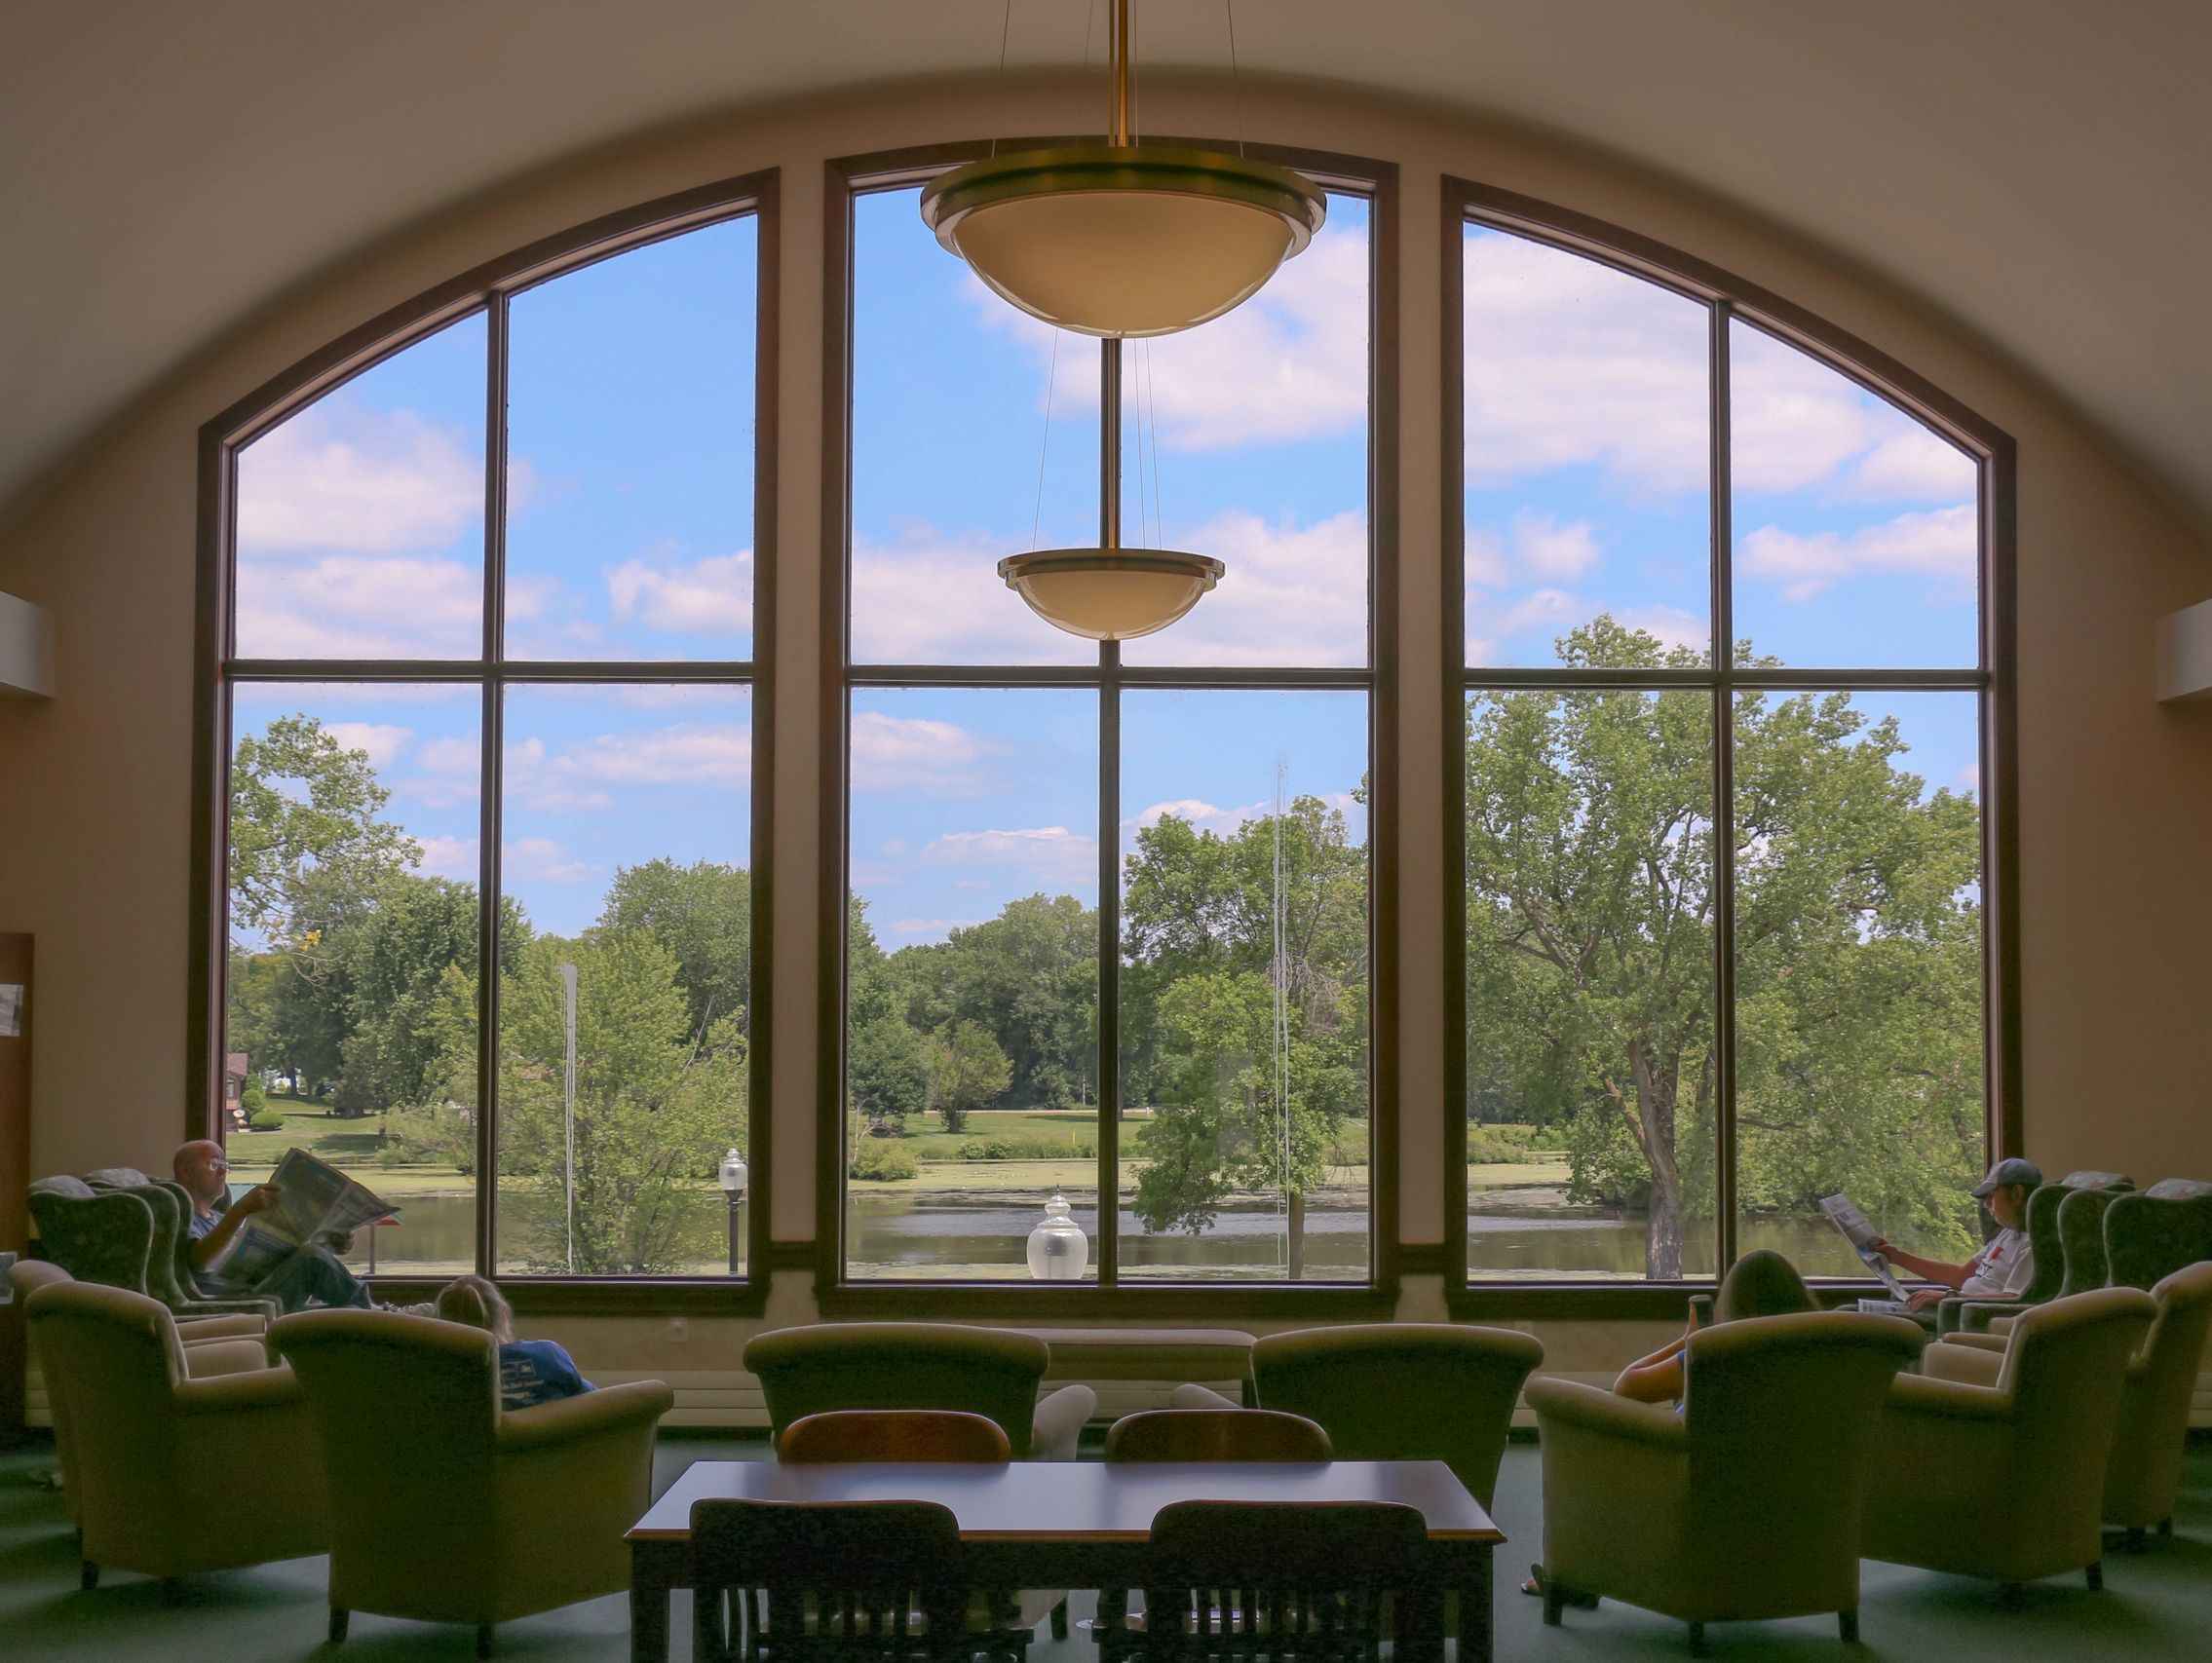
218, 1147, 399, 1287
1816, 1192, 1911, 1299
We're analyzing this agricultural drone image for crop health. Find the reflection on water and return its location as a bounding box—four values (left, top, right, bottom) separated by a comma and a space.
310, 1174, 1909, 1285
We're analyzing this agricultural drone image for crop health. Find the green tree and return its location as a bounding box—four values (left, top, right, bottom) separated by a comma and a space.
228, 714, 420, 946
929, 1019, 1013, 1132
597, 858, 751, 1041
1122, 798, 1369, 1274
494, 933, 748, 1273
1463, 618, 1983, 1276
850, 1014, 931, 1132
906, 893, 1098, 1111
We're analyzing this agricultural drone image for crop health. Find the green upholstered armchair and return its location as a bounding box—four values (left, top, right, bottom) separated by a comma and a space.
84, 1167, 281, 1323
23, 1280, 326, 1590
274, 1307, 674, 1658
1529, 1311, 1924, 1654
1941, 1169, 2130, 1335
2104, 1180, 2212, 1291
1171, 1323, 1544, 1509
28, 1178, 153, 1293
1864, 1285, 2155, 1598
1933, 1263, 2212, 1547
744, 1323, 1096, 1460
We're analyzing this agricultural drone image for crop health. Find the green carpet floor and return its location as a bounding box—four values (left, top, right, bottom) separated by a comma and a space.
2, 1431, 2206, 1660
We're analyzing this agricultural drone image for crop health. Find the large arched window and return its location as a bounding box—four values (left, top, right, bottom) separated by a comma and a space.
1443, 180, 2013, 1298
820, 144, 1397, 1306
197, 175, 777, 1296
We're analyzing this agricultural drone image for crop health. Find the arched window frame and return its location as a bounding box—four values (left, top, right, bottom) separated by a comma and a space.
189, 170, 782, 1312
1439, 176, 2018, 1315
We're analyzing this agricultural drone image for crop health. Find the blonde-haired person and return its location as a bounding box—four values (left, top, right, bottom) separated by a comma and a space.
435, 1275, 596, 1412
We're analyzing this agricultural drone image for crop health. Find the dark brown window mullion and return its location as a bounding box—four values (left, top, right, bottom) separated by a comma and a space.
1095, 335, 1124, 1287
1707, 300, 1739, 1275
473, 289, 510, 1281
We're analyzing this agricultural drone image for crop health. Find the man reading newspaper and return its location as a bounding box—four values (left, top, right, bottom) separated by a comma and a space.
1821, 1157, 2041, 1315
174, 1139, 395, 1312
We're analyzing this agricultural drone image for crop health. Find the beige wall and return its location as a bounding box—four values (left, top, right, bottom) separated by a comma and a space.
3, 75, 2208, 1385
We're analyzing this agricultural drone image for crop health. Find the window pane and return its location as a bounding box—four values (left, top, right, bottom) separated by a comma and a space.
1118, 194, 1369, 668
1462, 226, 1710, 668
1735, 691, 1986, 1272
490, 685, 753, 1275
850, 186, 1096, 666
1731, 321, 1979, 667
844, 687, 1099, 1279
224, 683, 480, 1278
505, 220, 758, 661
1464, 688, 1718, 1278
234, 314, 486, 660
1119, 691, 1371, 1281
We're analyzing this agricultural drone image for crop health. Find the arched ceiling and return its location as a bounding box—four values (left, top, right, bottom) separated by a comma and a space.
5, 0, 2209, 540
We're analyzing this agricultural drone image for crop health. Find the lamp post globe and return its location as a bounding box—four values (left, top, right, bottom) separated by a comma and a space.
719, 1147, 748, 1275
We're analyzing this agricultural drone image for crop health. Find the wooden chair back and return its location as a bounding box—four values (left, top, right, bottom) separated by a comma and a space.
1104, 1409, 1330, 1464
782, 1409, 1011, 1464
1140, 1500, 1431, 1663
689, 1498, 968, 1663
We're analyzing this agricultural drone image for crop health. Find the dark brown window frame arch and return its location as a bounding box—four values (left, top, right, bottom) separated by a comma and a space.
189, 170, 782, 1313
1438, 176, 2018, 1316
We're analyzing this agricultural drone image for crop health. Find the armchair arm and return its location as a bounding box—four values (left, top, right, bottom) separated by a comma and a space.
1943, 1298, 2030, 1335
173, 1363, 302, 1417
1170, 1383, 1240, 1411
1937, 1332, 2007, 1354
1888, 1372, 2009, 1422
497, 1380, 674, 1454
182, 1338, 279, 1380
177, 1312, 269, 1342
1526, 1378, 1689, 1451
1922, 1342, 2004, 1387
1029, 1382, 1097, 1460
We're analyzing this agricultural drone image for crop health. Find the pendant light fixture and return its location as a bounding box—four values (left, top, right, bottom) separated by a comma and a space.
999, 330, 1223, 640
922, 0, 1325, 338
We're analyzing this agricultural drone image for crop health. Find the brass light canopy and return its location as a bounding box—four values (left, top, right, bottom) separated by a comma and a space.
997, 547, 1224, 641
923, 0, 1325, 339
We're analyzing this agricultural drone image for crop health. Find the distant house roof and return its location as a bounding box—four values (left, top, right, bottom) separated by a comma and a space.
223, 1052, 248, 1079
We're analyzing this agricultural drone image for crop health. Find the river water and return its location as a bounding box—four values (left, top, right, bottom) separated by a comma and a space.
322, 1178, 1866, 1282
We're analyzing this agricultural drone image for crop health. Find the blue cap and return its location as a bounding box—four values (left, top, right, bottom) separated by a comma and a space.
1971, 1157, 2042, 1198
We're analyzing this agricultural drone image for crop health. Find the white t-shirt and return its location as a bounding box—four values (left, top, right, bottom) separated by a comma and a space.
1962, 1226, 2035, 1298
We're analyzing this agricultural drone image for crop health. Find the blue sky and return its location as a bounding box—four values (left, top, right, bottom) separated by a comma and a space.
227, 195, 1979, 954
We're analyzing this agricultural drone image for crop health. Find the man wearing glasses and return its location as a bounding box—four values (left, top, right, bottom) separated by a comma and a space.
172, 1139, 372, 1312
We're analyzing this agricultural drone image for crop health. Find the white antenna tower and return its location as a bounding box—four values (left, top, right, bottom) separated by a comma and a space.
1272, 756, 1291, 1268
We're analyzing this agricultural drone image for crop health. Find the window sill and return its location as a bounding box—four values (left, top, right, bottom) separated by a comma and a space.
1447, 1279, 1901, 1322
366, 1276, 773, 1317
816, 1278, 1397, 1322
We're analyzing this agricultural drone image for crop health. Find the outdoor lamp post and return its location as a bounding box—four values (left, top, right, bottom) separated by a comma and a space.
718, 1147, 748, 1276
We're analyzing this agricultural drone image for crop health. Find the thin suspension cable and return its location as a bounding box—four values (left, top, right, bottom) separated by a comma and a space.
1143, 337, 1167, 547
1226, 0, 1246, 159
1031, 328, 1062, 548
989, 0, 1013, 159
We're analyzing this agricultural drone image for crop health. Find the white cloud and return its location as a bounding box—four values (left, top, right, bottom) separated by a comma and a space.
1727, 327, 1885, 495
1614, 605, 1709, 656
234, 553, 482, 658
321, 723, 412, 771
553, 724, 751, 789
850, 710, 1011, 798
1848, 428, 1977, 502
974, 222, 1369, 454
1737, 504, 1976, 602
1955, 763, 1982, 797
1128, 793, 1367, 845
1130, 510, 1368, 667
236, 402, 480, 555
919, 825, 1098, 882
418, 735, 481, 776
606, 550, 755, 636
1512, 513, 1601, 581
852, 533, 1090, 665
503, 836, 598, 884
1463, 228, 1710, 492
415, 835, 478, 879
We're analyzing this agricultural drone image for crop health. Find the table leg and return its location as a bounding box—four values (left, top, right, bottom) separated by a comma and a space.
630, 1543, 673, 1663
1462, 1549, 1493, 1663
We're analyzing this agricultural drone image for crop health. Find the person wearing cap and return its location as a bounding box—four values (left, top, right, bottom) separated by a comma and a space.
1871, 1156, 2042, 1313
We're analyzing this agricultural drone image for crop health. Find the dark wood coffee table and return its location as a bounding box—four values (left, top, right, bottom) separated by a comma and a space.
629, 1457, 1503, 1663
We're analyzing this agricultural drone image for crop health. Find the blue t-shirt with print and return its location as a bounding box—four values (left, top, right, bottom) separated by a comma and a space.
499, 1339, 593, 1411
